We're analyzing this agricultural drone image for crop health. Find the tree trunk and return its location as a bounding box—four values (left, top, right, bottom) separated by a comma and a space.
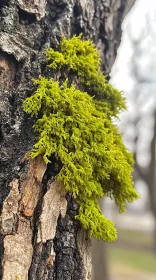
0, 1, 135, 279
92, 240, 110, 280
134, 108, 156, 253
92, 199, 110, 280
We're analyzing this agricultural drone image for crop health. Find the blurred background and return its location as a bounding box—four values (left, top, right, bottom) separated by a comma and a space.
92, 0, 156, 279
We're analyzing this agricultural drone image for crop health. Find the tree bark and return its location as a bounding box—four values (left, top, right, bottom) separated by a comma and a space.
0, 1, 135, 279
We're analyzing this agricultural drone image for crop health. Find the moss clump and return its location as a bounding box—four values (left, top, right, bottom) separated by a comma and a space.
46, 35, 125, 117
23, 35, 139, 242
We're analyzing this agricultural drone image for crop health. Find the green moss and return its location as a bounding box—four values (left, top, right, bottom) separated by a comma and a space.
46, 35, 125, 117
23, 35, 139, 242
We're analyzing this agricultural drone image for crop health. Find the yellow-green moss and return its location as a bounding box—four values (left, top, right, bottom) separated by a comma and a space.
23, 35, 139, 242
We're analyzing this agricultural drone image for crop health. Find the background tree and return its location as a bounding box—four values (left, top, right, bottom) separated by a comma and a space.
0, 1, 136, 279
118, 20, 156, 251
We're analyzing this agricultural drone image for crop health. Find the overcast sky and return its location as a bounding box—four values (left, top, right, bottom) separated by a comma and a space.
111, 0, 156, 91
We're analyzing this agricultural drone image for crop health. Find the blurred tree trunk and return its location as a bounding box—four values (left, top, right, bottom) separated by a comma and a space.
92, 240, 109, 280
92, 199, 110, 280
135, 109, 156, 252
0, 1, 135, 279
148, 110, 156, 252
127, 34, 156, 253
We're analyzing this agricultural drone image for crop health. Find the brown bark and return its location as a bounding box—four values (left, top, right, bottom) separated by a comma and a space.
0, 1, 135, 279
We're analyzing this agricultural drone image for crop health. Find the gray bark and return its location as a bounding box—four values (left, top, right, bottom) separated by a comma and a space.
0, 1, 135, 279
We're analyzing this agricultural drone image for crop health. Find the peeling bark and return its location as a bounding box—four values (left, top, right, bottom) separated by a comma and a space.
37, 181, 67, 243
3, 234, 33, 280
1, 156, 46, 280
16, 0, 47, 20
0, 0, 135, 279
19, 156, 46, 217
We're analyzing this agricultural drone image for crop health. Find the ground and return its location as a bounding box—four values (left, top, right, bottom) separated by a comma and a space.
108, 228, 156, 280
111, 262, 156, 280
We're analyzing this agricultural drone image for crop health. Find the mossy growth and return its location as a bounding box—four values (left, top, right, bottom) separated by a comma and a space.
23, 35, 139, 242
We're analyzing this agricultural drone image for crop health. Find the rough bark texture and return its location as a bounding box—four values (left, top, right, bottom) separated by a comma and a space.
0, 0, 135, 279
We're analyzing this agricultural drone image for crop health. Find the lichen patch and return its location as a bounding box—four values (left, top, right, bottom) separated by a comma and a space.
0, 33, 34, 61
0, 179, 20, 235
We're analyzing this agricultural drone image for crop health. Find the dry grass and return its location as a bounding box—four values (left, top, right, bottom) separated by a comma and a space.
110, 262, 156, 280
